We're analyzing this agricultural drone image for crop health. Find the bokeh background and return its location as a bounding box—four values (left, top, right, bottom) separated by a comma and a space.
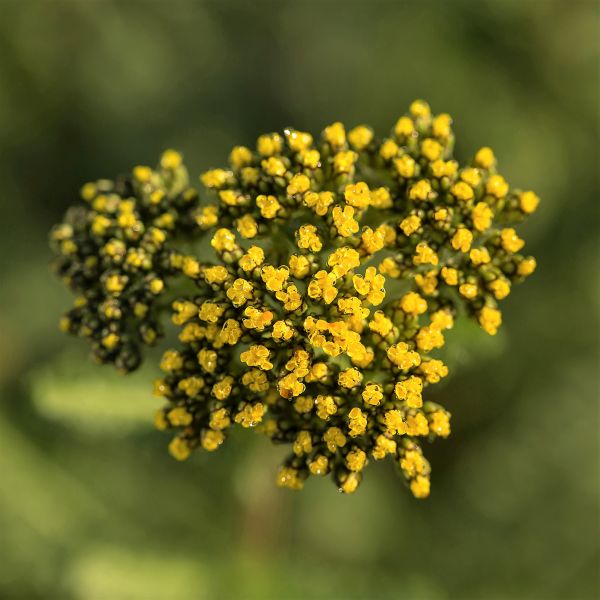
0, 1, 598, 599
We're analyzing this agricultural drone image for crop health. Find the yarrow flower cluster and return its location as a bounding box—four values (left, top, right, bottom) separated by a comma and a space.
51, 100, 538, 497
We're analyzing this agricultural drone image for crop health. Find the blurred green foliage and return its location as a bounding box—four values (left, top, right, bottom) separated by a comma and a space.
0, 1, 598, 598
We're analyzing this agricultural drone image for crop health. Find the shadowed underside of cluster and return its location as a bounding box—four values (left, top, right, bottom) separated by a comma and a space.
50, 100, 538, 497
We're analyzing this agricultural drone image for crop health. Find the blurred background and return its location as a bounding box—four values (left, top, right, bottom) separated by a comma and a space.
0, 1, 598, 598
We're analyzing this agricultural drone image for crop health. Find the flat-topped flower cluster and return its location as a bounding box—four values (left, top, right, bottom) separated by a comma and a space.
51, 100, 538, 497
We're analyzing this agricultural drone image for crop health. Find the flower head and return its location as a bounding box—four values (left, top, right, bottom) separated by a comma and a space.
52, 101, 538, 498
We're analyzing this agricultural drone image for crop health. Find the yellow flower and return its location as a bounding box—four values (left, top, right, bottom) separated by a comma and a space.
340, 472, 361, 494
400, 292, 427, 316
323, 426, 347, 452
240, 167, 260, 186
226, 278, 254, 307
501, 228, 525, 253
172, 300, 198, 325
219, 190, 241, 206
451, 228, 474, 252
344, 181, 371, 208
410, 475, 430, 499
409, 99, 431, 119
489, 278, 511, 300
308, 270, 338, 304
387, 342, 421, 370
229, 145, 253, 168
260, 158, 286, 181
296, 224, 323, 252
416, 325, 445, 353
236, 214, 258, 238
431, 309, 454, 331
328, 247, 361, 277
285, 129, 313, 152
347, 407, 367, 437
257, 133, 283, 156
378, 257, 401, 278
486, 174, 509, 198
169, 437, 191, 461
332, 205, 360, 237
413, 242, 438, 266
195, 205, 219, 228
431, 159, 458, 179
517, 257, 537, 277
211, 228, 237, 252
235, 403, 265, 427
176, 377, 204, 397
400, 214, 421, 236
459, 283, 478, 299
415, 270, 438, 296
421, 138, 443, 161
338, 368, 362, 388
210, 376, 233, 401
323, 122, 346, 149
362, 382, 383, 406
394, 154, 416, 178
261, 265, 289, 292
293, 431, 313, 456
370, 187, 393, 209
332, 150, 357, 174
399, 448, 428, 478
460, 167, 481, 188
210, 407, 231, 430
300, 149, 321, 169
276, 284, 303, 311
309, 455, 329, 475
384, 410, 407, 436
409, 180, 434, 201
469, 247, 491, 265
276, 466, 304, 490
369, 311, 393, 336
478, 306, 502, 335
304, 191, 334, 215
239, 245, 265, 271
197, 348, 218, 373
429, 410, 451, 437
346, 448, 367, 471
432, 113, 452, 138
316, 395, 337, 420
419, 359, 448, 383
288, 254, 311, 279
272, 320, 295, 342
471, 201, 493, 232
394, 116, 414, 137
348, 125, 373, 150
380, 138, 399, 160
519, 190, 540, 214
451, 181, 474, 202
406, 412, 429, 436
201, 168, 230, 188
352, 267, 385, 305
287, 173, 311, 196
242, 306, 274, 331
242, 369, 269, 393
204, 265, 229, 285
395, 376, 423, 408
474, 146, 495, 169
160, 349, 183, 372
433, 207, 449, 222
372, 435, 397, 460
198, 301, 225, 323
200, 429, 225, 452
240, 345, 273, 370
